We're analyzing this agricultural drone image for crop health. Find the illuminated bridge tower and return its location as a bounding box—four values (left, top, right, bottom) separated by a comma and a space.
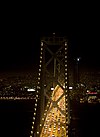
31, 33, 70, 137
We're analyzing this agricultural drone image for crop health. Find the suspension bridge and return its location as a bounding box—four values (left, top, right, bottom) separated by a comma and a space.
30, 33, 70, 137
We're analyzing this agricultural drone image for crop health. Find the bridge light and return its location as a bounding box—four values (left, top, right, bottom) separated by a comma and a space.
34, 113, 36, 115
39, 68, 41, 72
65, 73, 67, 75
40, 60, 42, 63
41, 47, 43, 50
38, 77, 40, 80
40, 124, 42, 126
36, 90, 39, 93
42, 118, 44, 120
65, 81, 67, 84
39, 64, 41, 68
65, 42, 67, 46
37, 131, 39, 134
31, 131, 33, 134
33, 117, 35, 120
41, 42, 43, 46
36, 95, 38, 97
40, 56, 42, 59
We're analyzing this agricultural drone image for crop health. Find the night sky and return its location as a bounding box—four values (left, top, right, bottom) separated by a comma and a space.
0, 3, 100, 72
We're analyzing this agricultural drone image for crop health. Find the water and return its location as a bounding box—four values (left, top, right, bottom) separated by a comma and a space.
0, 100, 100, 137
70, 101, 100, 137
0, 100, 35, 137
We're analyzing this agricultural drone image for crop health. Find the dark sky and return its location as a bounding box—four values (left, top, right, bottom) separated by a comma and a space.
0, 2, 100, 72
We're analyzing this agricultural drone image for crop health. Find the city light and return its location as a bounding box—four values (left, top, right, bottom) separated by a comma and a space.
27, 88, 35, 91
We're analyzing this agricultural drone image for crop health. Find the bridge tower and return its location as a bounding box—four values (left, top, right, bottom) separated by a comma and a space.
30, 33, 70, 137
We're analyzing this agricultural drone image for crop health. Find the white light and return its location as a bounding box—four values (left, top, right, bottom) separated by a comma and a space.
36, 90, 39, 93
51, 87, 54, 91
87, 90, 90, 92
69, 86, 73, 89
65, 42, 67, 46
77, 57, 81, 62
34, 113, 36, 115
27, 88, 35, 92
65, 81, 67, 84
41, 42, 43, 46
37, 131, 39, 134
42, 118, 44, 120
31, 131, 33, 134
38, 77, 40, 80
33, 117, 35, 120
24, 86, 28, 88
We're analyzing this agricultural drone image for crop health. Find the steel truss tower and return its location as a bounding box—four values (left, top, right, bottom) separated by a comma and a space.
30, 33, 70, 137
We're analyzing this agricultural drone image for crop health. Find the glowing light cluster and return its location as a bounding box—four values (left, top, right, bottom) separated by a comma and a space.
40, 86, 67, 137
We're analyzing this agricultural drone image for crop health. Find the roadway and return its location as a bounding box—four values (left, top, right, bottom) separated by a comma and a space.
40, 85, 67, 137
